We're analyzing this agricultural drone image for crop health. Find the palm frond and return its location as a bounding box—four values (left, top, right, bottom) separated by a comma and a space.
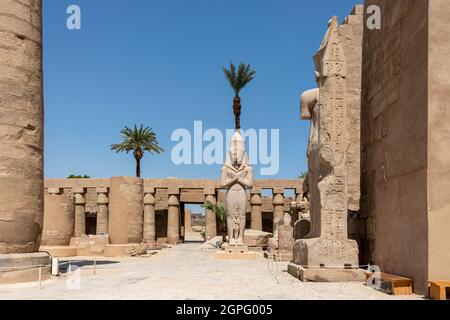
111, 124, 164, 155
223, 62, 256, 96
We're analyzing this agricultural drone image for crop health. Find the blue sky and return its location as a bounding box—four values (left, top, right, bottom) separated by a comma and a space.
43, 0, 360, 180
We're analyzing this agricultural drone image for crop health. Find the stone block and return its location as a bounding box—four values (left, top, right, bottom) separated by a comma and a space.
0, 252, 51, 285
288, 263, 366, 283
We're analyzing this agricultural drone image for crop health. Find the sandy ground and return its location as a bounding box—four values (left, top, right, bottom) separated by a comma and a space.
0, 243, 424, 300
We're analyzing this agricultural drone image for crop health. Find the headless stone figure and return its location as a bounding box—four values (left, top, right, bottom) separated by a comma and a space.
221, 132, 253, 245
300, 74, 320, 239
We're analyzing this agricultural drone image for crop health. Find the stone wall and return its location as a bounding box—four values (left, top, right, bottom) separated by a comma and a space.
361, 0, 450, 294
427, 0, 450, 286
43, 177, 304, 244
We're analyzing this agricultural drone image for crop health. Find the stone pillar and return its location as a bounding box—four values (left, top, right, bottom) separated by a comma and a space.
204, 190, 217, 239
167, 194, 180, 244
73, 188, 86, 237
289, 16, 362, 282
184, 209, 192, 233
143, 188, 156, 242
41, 188, 75, 246
0, 0, 44, 254
108, 177, 144, 244
0, 0, 51, 284
96, 187, 109, 235
272, 188, 285, 238
278, 213, 294, 261
250, 188, 263, 231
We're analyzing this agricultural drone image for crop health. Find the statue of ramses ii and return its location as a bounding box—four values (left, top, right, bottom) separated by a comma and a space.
220, 132, 254, 245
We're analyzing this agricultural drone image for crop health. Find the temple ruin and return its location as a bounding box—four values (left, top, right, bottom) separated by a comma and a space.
40, 177, 304, 257
1, 0, 449, 297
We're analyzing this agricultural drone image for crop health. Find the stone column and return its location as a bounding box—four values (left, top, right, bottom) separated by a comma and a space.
272, 188, 285, 238
167, 194, 180, 244
96, 187, 109, 235
41, 188, 75, 246
184, 209, 192, 233
204, 189, 217, 239
0, 0, 44, 254
108, 177, 144, 244
250, 188, 263, 231
0, 0, 52, 284
143, 188, 156, 242
73, 188, 86, 237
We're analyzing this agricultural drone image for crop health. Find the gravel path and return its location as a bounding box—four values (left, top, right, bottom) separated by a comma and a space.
0, 243, 423, 300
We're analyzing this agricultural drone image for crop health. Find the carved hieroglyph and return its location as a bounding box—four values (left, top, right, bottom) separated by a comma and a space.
295, 17, 359, 268
221, 132, 253, 245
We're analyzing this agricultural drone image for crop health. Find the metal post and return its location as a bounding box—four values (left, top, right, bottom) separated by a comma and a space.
93, 258, 97, 275
38, 266, 42, 290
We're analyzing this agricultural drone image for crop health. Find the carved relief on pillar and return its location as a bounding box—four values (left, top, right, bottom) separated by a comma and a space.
250, 188, 263, 231
272, 188, 285, 238
167, 194, 180, 244
73, 188, 86, 238
293, 16, 360, 271
96, 187, 109, 236
143, 188, 156, 243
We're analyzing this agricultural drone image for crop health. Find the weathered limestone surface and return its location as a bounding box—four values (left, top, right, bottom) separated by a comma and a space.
278, 213, 293, 255
243, 229, 272, 247
73, 188, 86, 237
361, 0, 450, 294
204, 193, 217, 239
184, 209, 192, 233
143, 189, 156, 242
108, 177, 144, 244
250, 188, 263, 231
96, 187, 109, 235
41, 189, 74, 246
0, 0, 44, 254
295, 14, 360, 270
167, 194, 180, 244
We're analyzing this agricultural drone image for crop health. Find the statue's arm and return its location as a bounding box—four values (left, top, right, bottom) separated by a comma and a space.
301, 88, 319, 120
221, 167, 237, 188
237, 167, 254, 188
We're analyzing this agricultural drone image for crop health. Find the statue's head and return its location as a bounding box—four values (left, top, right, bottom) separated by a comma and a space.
227, 132, 246, 167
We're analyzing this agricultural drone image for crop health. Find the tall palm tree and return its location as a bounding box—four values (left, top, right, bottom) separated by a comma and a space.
223, 62, 256, 130
111, 124, 164, 177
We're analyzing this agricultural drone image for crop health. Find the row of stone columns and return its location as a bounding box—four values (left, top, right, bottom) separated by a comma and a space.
72, 187, 110, 238
67, 185, 303, 243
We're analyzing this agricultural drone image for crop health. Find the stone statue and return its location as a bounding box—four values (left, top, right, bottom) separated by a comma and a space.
292, 17, 360, 276
301, 85, 320, 238
221, 132, 253, 245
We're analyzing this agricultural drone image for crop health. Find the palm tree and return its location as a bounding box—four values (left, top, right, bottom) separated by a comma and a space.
111, 124, 164, 177
202, 201, 227, 242
223, 62, 256, 130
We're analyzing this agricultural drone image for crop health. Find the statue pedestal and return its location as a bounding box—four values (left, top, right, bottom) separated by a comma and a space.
287, 263, 366, 282
288, 238, 363, 282
222, 244, 248, 253
215, 244, 261, 260
264, 250, 293, 262
0, 252, 51, 285
293, 238, 359, 268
